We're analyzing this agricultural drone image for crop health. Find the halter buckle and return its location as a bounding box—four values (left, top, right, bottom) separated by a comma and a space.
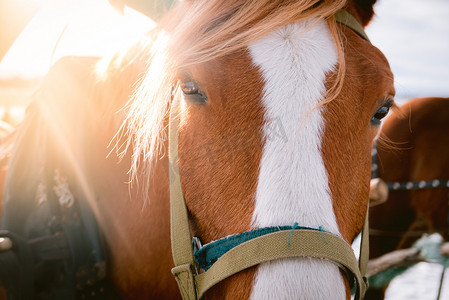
172, 264, 198, 300
192, 237, 202, 252
192, 237, 203, 274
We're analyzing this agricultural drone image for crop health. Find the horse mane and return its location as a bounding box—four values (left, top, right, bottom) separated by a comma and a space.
121, 0, 348, 194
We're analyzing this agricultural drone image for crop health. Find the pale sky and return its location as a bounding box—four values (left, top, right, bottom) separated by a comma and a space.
0, 0, 448, 98
367, 0, 449, 98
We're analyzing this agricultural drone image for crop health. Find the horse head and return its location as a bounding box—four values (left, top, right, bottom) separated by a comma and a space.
122, 0, 395, 298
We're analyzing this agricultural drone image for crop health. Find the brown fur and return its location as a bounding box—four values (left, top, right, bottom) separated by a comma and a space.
347, 0, 377, 26
323, 24, 395, 243
178, 51, 264, 300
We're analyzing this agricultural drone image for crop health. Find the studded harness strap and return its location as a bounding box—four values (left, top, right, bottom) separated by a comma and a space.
371, 141, 449, 191
169, 13, 372, 298
370, 141, 449, 240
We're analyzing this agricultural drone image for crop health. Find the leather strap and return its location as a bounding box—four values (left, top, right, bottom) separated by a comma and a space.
359, 208, 370, 278
169, 92, 198, 300
335, 9, 370, 41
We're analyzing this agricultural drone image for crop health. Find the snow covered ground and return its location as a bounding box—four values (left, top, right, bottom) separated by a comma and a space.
386, 262, 449, 300
352, 235, 449, 300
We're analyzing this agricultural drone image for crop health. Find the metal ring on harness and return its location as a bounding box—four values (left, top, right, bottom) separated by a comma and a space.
371, 141, 449, 193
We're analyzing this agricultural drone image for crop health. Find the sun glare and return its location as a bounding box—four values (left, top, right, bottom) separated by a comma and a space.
0, 0, 155, 79
0, 0, 155, 123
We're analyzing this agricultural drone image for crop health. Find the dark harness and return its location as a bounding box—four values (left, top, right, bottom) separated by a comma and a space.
0, 168, 119, 299
371, 141, 449, 190
0, 102, 120, 299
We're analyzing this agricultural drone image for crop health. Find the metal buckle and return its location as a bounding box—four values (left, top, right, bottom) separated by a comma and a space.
192, 236, 203, 252
171, 264, 198, 300
192, 236, 202, 274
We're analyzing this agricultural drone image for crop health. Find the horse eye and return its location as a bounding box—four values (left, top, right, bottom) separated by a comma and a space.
181, 81, 199, 95
180, 81, 208, 105
371, 100, 393, 126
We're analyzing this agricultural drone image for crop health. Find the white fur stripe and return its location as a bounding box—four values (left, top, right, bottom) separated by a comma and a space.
249, 20, 345, 299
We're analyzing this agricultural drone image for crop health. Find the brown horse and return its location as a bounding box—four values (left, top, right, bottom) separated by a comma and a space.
1, 0, 395, 299
367, 97, 449, 299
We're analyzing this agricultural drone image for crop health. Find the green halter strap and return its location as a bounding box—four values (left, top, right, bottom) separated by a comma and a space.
169, 9, 370, 300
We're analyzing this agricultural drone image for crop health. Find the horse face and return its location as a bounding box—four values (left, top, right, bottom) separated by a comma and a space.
174, 2, 394, 300
176, 51, 266, 299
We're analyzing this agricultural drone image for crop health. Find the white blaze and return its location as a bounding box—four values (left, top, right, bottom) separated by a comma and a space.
249, 20, 346, 299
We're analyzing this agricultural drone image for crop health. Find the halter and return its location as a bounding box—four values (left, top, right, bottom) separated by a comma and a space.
169, 10, 371, 299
